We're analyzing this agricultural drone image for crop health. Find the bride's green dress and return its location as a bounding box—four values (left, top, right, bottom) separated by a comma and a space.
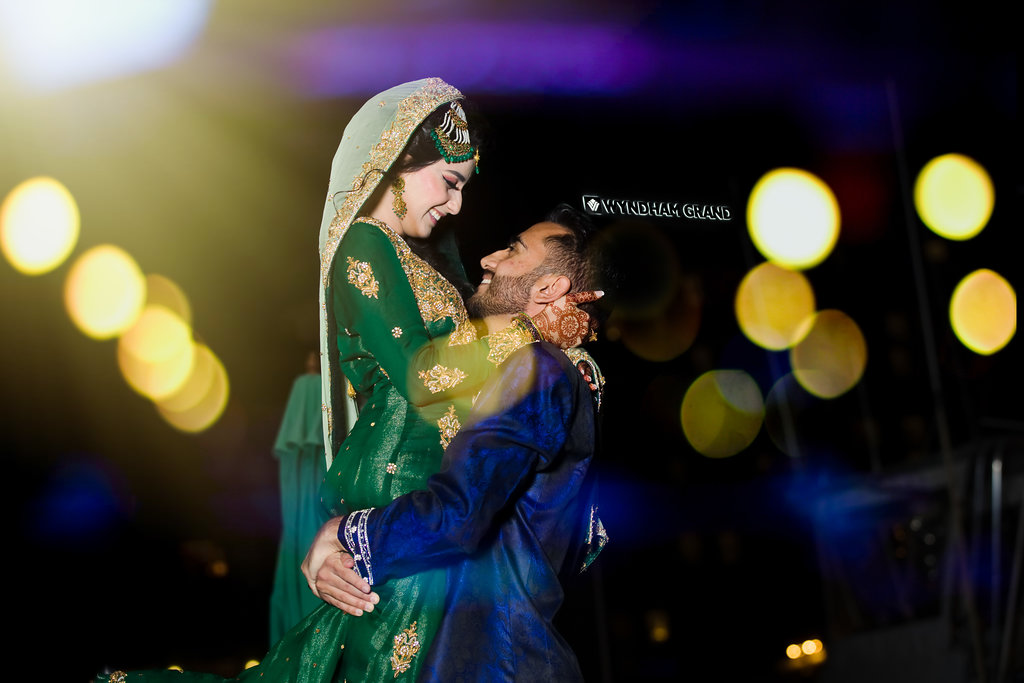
97, 79, 536, 683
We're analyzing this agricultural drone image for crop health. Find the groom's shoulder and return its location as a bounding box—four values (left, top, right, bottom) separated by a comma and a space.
500, 341, 581, 389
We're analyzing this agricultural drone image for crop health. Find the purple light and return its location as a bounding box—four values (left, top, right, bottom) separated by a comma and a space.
286, 21, 658, 98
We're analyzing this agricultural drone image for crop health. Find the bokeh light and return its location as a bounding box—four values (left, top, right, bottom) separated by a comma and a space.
595, 220, 679, 316
791, 310, 867, 399
646, 610, 671, 643
157, 342, 218, 413
735, 262, 816, 350
914, 154, 994, 240
747, 168, 840, 270
681, 370, 764, 458
609, 277, 701, 362
27, 458, 131, 543
117, 305, 196, 400
64, 245, 146, 339
156, 345, 229, 433
1, 177, 80, 275
0, 0, 212, 91
595, 220, 695, 361
145, 274, 193, 327
950, 269, 1016, 355
785, 638, 827, 668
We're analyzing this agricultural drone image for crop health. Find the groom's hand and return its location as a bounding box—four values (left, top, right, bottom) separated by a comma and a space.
301, 517, 379, 616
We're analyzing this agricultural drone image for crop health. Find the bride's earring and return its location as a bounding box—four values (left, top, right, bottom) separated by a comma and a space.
391, 177, 407, 219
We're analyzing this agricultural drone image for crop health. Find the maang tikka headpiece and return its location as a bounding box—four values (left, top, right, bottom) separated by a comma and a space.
432, 100, 479, 172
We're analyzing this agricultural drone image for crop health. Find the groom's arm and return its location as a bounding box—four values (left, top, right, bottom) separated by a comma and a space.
309, 344, 575, 607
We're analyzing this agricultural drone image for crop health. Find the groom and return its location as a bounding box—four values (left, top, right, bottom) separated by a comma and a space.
302, 204, 607, 681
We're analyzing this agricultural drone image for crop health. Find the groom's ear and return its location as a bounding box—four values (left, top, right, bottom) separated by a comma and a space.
530, 274, 571, 305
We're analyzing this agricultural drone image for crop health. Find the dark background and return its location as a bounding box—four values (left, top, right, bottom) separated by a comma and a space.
1, 1, 1019, 681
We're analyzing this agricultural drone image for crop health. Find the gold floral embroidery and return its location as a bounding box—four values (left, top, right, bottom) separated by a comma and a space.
386, 463, 397, 474
418, 364, 467, 394
486, 317, 536, 365
438, 405, 460, 449
346, 257, 379, 298
109, 673, 127, 683
448, 320, 478, 346
391, 621, 421, 677
381, 223, 467, 327
391, 326, 403, 338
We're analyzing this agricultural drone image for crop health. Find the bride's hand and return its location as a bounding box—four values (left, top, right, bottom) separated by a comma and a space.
530, 290, 603, 349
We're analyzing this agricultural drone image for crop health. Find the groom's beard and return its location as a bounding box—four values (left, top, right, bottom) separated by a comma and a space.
466, 270, 538, 318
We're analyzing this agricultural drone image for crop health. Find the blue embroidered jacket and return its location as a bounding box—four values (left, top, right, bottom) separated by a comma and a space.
339, 342, 603, 682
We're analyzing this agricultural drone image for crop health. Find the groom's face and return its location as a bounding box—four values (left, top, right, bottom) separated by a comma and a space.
467, 222, 568, 318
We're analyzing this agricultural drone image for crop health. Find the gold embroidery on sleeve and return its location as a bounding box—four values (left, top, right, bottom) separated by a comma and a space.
390, 620, 421, 677
437, 405, 460, 449
417, 364, 467, 394
448, 320, 479, 346
346, 257, 379, 298
486, 318, 536, 365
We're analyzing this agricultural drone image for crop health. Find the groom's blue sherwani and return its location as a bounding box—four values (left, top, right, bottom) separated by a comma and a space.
339, 341, 605, 682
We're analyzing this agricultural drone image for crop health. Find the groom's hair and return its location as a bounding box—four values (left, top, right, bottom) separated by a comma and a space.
537, 204, 607, 325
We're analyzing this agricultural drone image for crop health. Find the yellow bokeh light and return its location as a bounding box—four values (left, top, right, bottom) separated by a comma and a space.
802, 639, 818, 655
681, 370, 764, 458
645, 610, 671, 644
786, 644, 803, 659
791, 310, 867, 399
156, 346, 229, 433
747, 168, 840, 270
145, 273, 192, 326
119, 304, 193, 363
64, 245, 146, 339
914, 154, 994, 240
158, 342, 218, 413
950, 269, 1016, 355
117, 305, 195, 400
735, 261, 816, 350
1, 176, 80, 275
244, 660, 260, 670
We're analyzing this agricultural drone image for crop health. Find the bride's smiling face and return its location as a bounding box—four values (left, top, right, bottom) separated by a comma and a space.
393, 157, 476, 239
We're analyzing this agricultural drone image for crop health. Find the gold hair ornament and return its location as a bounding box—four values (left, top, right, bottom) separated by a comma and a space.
431, 101, 478, 171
